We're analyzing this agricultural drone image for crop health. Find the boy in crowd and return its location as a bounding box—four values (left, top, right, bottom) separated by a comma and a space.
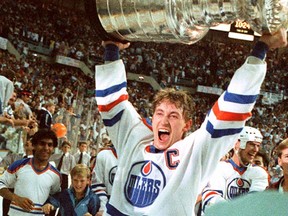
49, 141, 76, 190
42, 164, 100, 216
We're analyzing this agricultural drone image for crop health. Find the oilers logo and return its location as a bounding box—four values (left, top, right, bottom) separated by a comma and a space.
124, 160, 166, 207
227, 178, 250, 199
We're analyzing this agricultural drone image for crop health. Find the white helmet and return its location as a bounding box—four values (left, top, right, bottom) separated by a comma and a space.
239, 126, 263, 149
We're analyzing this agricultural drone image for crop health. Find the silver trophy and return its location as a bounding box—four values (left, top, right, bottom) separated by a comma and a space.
85, 0, 288, 44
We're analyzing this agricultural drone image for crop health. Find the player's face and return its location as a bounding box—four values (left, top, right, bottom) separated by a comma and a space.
278, 148, 288, 175
240, 141, 261, 165
152, 100, 191, 150
72, 174, 90, 195
33, 138, 55, 162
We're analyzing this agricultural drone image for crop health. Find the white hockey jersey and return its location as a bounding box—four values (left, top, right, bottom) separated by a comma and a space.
0, 158, 61, 215
95, 56, 266, 216
91, 147, 118, 211
202, 159, 269, 213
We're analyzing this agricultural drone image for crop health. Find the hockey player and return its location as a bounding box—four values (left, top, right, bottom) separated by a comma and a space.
95, 29, 287, 215
0, 129, 61, 215
91, 136, 118, 215
201, 126, 269, 213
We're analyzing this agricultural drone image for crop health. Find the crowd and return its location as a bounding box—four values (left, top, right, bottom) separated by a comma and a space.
0, 0, 288, 215
1, 0, 287, 94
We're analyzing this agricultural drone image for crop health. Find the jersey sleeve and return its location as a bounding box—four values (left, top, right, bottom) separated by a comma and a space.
95, 60, 153, 157
91, 151, 109, 211
195, 56, 267, 185
201, 162, 228, 213
0, 159, 28, 190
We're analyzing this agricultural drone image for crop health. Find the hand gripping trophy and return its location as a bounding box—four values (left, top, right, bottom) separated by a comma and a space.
85, 0, 288, 44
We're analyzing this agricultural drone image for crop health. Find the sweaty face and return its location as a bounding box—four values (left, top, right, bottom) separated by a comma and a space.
239, 141, 261, 165
152, 100, 191, 150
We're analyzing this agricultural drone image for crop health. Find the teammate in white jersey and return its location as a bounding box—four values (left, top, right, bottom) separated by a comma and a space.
91, 140, 118, 215
202, 126, 269, 213
95, 29, 287, 215
0, 129, 61, 216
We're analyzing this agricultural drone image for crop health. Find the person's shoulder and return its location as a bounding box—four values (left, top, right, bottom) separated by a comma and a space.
8, 158, 30, 172
48, 163, 61, 176
49, 153, 61, 160
249, 164, 269, 177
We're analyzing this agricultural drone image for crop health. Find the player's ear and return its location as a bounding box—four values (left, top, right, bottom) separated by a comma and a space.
183, 119, 192, 132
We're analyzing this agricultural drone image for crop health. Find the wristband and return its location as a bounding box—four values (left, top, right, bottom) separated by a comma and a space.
250, 41, 269, 60
104, 44, 120, 61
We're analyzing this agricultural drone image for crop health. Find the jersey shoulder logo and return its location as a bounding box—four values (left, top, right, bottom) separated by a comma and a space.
124, 160, 166, 207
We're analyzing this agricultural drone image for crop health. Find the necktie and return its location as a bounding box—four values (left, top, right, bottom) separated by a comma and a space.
57, 154, 65, 171
78, 152, 83, 164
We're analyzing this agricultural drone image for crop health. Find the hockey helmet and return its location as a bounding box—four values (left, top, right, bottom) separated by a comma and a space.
239, 126, 263, 149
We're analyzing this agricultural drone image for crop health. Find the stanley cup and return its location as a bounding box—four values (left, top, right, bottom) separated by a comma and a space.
85, 0, 288, 44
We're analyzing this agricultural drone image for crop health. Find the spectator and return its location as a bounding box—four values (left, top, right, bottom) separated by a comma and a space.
0, 75, 14, 116
42, 164, 101, 216
14, 90, 33, 119
49, 140, 76, 191
94, 30, 287, 215
0, 129, 61, 215
269, 138, 288, 192
253, 149, 270, 170
37, 102, 55, 129
74, 141, 91, 167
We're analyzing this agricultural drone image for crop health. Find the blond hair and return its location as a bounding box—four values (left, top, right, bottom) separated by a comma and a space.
276, 138, 288, 158
70, 164, 91, 179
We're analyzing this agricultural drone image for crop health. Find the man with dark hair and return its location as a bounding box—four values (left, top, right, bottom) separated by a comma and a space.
14, 90, 33, 119
0, 129, 61, 215
254, 149, 270, 170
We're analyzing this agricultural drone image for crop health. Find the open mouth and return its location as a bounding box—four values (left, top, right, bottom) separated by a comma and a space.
158, 129, 170, 141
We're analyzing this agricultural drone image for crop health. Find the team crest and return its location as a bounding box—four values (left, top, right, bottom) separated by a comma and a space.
109, 166, 117, 185
124, 160, 166, 207
227, 178, 250, 199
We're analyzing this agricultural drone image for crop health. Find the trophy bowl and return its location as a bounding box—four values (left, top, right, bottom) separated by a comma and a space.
85, 0, 288, 44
